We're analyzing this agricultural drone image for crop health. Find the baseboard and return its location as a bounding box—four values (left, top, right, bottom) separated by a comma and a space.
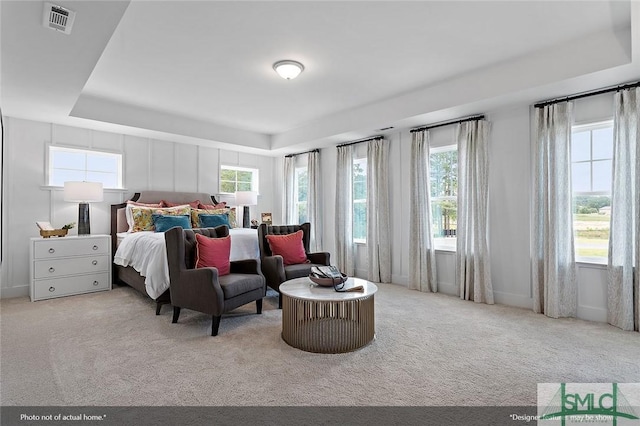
1, 285, 29, 299
577, 304, 607, 323
391, 274, 408, 286
438, 281, 457, 296
493, 290, 532, 309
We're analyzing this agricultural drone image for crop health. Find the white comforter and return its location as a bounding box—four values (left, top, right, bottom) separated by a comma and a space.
113, 229, 260, 300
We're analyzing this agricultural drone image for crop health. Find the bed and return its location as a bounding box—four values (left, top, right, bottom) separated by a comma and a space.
110, 191, 259, 314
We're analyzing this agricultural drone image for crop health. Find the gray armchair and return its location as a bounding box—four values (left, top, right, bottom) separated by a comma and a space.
165, 226, 266, 336
258, 222, 330, 308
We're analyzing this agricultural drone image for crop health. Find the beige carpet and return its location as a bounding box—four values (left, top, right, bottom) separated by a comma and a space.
1, 283, 638, 407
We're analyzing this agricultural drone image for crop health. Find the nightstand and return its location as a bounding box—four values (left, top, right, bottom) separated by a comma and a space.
29, 234, 111, 301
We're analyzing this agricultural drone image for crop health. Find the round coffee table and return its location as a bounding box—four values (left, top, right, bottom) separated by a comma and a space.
279, 277, 377, 353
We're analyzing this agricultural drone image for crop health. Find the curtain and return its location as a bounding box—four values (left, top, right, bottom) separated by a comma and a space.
335, 145, 355, 276
307, 151, 322, 252
283, 156, 296, 224
608, 87, 639, 332
367, 138, 391, 283
532, 102, 577, 318
456, 120, 493, 304
409, 130, 437, 292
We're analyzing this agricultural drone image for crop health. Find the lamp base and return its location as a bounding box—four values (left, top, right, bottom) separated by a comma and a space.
243, 206, 250, 228
78, 203, 90, 235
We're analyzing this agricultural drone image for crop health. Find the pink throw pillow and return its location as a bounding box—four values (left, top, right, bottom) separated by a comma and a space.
198, 202, 227, 210
127, 200, 162, 207
265, 230, 308, 265
162, 200, 200, 208
195, 234, 231, 275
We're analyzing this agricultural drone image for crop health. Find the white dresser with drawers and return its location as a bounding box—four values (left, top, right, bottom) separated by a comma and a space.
29, 234, 111, 301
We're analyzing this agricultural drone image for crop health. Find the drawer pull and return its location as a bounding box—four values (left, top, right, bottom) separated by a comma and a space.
93, 245, 98, 250
49, 286, 55, 292
93, 281, 99, 286
48, 248, 55, 253
49, 267, 55, 273
92, 260, 98, 266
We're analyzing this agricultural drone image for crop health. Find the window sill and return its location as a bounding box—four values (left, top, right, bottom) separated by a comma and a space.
576, 257, 607, 268
354, 240, 366, 246
40, 186, 128, 193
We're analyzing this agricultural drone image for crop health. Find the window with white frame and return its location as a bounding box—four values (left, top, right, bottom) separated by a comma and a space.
219, 165, 259, 194
294, 166, 308, 224
571, 121, 613, 261
353, 157, 367, 243
430, 145, 457, 250
49, 146, 122, 188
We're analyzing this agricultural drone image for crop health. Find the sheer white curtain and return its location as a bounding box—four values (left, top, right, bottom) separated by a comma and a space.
608, 87, 639, 332
283, 156, 296, 224
335, 145, 355, 276
456, 120, 493, 303
409, 130, 437, 292
307, 150, 322, 252
367, 138, 391, 283
532, 102, 577, 318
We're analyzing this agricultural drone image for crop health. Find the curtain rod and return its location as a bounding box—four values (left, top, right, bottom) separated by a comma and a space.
336, 135, 383, 148
284, 148, 319, 158
410, 114, 485, 133
534, 80, 640, 108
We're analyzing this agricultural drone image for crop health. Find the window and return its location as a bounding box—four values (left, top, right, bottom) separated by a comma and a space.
294, 166, 308, 224
220, 165, 259, 194
49, 146, 122, 188
353, 157, 367, 243
571, 121, 613, 260
430, 146, 457, 250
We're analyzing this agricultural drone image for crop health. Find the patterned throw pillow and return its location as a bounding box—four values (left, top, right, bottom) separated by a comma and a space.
131, 205, 192, 232
191, 208, 237, 229
125, 201, 163, 232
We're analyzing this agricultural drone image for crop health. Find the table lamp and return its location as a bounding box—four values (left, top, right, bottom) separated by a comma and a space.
63, 181, 103, 235
235, 191, 258, 228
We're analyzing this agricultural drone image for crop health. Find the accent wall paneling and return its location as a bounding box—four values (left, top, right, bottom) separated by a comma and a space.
0, 117, 277, 298
149, 139, 175, 191
173, 143, 198, 193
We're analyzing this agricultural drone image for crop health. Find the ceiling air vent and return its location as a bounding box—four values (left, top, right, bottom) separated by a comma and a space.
42, 2, 76, 35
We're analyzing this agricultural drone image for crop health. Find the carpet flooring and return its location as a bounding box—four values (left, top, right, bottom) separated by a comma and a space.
1, 283, 638, 408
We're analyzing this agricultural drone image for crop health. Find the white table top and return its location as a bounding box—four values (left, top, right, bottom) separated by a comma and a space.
279, 277, 377, 301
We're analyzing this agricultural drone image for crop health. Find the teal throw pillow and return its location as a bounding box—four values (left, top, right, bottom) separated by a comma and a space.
152, 214, 192, 232
198, 213, 230, 228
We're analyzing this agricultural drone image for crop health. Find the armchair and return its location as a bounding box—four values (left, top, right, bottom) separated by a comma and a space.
258, 222, 330, 308
165, 226, 266, 336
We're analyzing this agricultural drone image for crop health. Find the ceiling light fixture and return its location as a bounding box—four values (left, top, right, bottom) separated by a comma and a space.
273, 60, 304, 80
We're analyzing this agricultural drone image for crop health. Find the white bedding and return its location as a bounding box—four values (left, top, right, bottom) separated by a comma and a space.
113, 229, 259, 300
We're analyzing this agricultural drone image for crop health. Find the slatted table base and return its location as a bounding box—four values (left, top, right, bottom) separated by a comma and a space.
281, 293, 375, 353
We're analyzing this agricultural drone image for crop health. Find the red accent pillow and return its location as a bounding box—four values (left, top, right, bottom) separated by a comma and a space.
195, 234, 231, 275
198, 202, 227, 210
265, 230, 308, 265
161, 200, 200, 208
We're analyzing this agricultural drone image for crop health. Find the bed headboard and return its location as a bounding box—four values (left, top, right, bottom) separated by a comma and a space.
110, 191, 220, 257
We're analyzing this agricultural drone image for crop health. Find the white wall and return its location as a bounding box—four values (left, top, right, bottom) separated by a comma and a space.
307, 93, 615, 324
0, 117, 275, 298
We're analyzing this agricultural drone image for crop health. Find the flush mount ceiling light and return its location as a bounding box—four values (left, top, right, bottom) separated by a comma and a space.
273, 60, 304, 80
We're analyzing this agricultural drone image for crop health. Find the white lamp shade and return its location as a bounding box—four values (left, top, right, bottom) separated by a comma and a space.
235, 191, 258, 206
63, 181, 104, 202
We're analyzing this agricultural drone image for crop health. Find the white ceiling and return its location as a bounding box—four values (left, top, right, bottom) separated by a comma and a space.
2, 1, 639, 155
